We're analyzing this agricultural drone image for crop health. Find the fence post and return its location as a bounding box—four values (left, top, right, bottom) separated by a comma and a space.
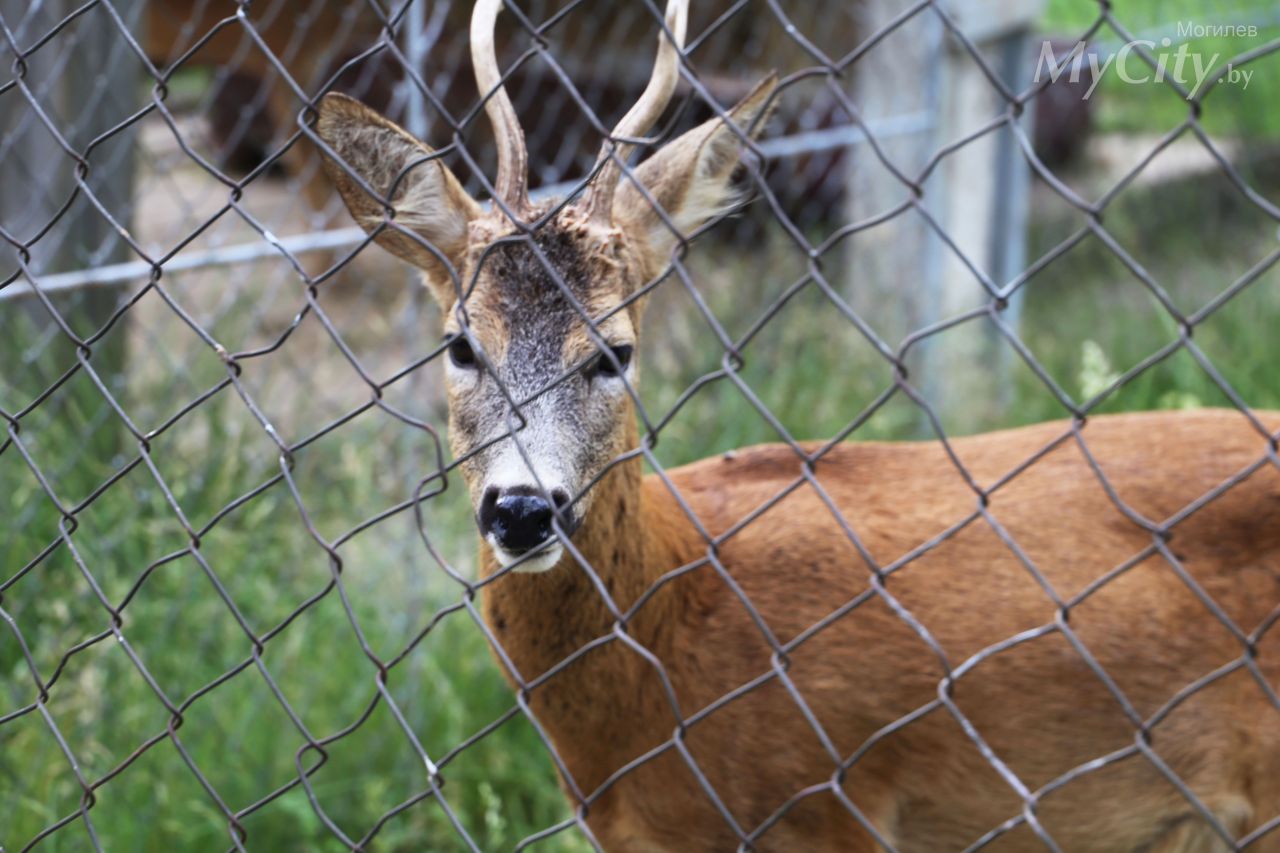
0, 1, 144, 444
846, 0, 1041, 435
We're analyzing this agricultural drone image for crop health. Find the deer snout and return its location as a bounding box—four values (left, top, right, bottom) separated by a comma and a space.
479, 486, 573, 556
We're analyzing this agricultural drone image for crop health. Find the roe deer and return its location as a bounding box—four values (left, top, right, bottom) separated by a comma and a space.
313, 0, 1280, 848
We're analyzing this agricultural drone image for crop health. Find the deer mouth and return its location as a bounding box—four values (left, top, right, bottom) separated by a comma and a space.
487, 536, 565, 574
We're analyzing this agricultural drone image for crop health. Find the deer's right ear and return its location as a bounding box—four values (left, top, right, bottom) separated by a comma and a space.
315, 93, 481, 301
612, 74, 777, 262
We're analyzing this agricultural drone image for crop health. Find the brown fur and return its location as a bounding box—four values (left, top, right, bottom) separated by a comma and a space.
313, 48, 1279, 851
485, 409, 1280, 851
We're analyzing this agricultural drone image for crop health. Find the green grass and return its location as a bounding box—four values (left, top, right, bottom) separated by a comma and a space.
1012, 156, 1280, 421
3, 153, 1279, 852
0, 298, 588, 851
1042, 0, 1280, 138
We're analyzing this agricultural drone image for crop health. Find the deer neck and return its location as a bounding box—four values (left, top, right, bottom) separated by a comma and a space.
479, 418, 664, 677
479, 417, 690, 795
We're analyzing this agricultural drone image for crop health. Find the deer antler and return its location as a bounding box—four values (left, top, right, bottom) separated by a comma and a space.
583, 0, 689, 225
472, 0, 530, 216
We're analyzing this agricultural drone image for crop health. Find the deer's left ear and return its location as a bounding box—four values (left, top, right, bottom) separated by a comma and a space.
315, 92, 482, 304
613, 74, 778, 260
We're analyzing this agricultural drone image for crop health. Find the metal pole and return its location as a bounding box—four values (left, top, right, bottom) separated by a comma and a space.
0, 0, 144, 440
405, 0, 429, 139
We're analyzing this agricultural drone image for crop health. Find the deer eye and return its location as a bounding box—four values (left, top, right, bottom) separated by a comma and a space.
447, 335, 477, 368
595, 344, 634, 378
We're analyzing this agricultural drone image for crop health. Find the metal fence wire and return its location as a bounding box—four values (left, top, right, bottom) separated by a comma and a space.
2, 0, 1280, 850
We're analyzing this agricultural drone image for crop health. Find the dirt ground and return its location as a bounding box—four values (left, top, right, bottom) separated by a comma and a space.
125, 112, 445, 444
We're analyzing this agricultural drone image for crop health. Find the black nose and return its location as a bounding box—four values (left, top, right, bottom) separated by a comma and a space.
479, 487, 567, 553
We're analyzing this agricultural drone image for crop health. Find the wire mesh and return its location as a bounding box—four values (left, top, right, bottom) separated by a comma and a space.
2, 0, 1279, 850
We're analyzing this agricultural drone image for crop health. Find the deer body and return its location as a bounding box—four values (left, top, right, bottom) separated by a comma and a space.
313, 1, 1280, 848
486, 409, 1280, 851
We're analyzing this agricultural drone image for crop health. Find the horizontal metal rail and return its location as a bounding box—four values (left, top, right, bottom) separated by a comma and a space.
1, 112, 935, 300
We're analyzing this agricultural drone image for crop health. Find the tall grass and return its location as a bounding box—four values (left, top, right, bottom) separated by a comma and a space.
1, 295, 586, 850
1043, 0, 1280, 139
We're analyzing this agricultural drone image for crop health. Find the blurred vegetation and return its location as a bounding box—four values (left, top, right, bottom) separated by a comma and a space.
0, 299, 588, 851
1014, 154, 1280, 421
1043, 0, 1280, 137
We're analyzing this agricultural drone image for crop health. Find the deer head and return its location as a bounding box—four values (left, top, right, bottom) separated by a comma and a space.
315, 0, 775, 573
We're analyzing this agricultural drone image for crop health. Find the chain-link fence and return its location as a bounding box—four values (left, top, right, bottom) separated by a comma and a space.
2, 0, 1279, 850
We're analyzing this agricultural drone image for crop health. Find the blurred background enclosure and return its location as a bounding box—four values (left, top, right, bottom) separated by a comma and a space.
2, 0, 1278, 849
